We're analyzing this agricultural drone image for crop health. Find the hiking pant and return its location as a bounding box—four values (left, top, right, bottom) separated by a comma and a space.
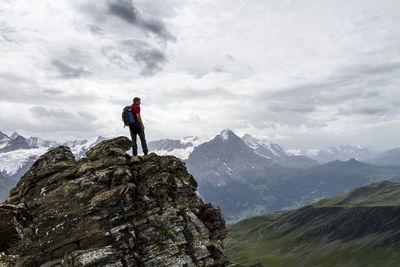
129, 122, 148, 156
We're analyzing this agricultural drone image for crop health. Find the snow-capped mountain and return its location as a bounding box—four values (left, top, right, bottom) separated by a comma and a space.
147, 136, 203, 160
242, 134, 286, 158
288, 145, 379, 164
9, 132, 19, 140
26, 136, 59, 148
0, 132, 108, 180
0, 128, 319, 185
186, 129, 272, 187
63, 136, 108, 159
0, 171, 16, 201
0, 135, 32, 153
148, 130, 318, 170
242, 134, 318, 168
0, 131, 9, 141
0, 131, 10, 150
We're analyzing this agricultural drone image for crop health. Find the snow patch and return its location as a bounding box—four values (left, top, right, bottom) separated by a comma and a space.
0, 147, 48, 174
0, 142, 8, 150
149, 136, 204, 160
242, 134, 285, 158
152, 146, 195, 160
220, 129, 230, 141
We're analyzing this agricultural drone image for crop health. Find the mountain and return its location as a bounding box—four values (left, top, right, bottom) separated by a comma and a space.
0, 132, 54, 179
0, 137, 227, 266
0, 135, 32, 153
26, 136, 59, 148
186, 129, 271, 187
291, 145, 379, 163
0, 129, 317, 184
0, 131, 10, 147
225, 181, 400, 267
186, 129, 318, 223
63, 136, 108, 159
269, 159, 400, 210
314, 180, 400, 207
0, 130, 204, 183
366, 148, 400, 166
3, 129, 399, 227
191, 155, 400, 224
147, 136, 202, 159
0, 146, 49, 178
0, 173, 16, 202
147, 131, 317, 170
9, 132, 19, 140
0, 133, 107, 181
242, 134, 318, 168
6, 155, 39, 181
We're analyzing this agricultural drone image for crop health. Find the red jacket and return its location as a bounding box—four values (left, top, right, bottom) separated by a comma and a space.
131, 104, 140, 122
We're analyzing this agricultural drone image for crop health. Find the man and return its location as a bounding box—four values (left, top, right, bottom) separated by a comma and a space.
129, 97, 148, 156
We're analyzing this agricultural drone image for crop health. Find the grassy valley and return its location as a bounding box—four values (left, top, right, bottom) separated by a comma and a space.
225, 181, 400, 267
201, 159, 400, 224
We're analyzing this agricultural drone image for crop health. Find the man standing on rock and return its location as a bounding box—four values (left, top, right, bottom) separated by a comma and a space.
129, 97, 148, 156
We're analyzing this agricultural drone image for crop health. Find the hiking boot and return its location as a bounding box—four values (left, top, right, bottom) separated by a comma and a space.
130, 156, 140, 163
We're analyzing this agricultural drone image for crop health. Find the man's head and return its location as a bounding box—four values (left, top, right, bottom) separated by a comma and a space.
133, 97, 141, 105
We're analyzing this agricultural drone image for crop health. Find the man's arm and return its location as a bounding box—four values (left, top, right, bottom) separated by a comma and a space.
136, 113, 144, 130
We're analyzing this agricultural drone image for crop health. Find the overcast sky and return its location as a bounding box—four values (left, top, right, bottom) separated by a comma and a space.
1, 0, 400, 150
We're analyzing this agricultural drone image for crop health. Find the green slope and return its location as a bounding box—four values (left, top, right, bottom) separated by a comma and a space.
314, 180, 400, 207
225, 181, 400, 267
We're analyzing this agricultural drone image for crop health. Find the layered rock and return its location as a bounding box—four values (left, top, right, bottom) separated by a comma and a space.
0, 137, 226, 266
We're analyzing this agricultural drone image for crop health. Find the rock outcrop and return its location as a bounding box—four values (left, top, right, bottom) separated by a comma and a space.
0, 137, 227, 266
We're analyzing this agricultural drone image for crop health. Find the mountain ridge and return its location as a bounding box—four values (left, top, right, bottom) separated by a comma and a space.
225, 181, 400, 266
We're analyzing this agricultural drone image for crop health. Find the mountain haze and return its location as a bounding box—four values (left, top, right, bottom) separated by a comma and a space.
2, 129, 400, 224
366, 148, 400, 166
191, 152, 400, 224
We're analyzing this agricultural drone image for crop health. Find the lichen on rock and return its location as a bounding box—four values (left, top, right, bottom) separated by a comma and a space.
0, 136, 227, 266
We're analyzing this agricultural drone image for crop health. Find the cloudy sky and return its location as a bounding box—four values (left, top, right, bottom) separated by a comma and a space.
1, 0, 400, 150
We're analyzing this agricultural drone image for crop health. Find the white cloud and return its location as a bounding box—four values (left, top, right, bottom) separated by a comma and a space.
1, 0, 400, 149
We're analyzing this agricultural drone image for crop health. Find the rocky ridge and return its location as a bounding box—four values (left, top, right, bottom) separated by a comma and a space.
0, 137, 227, 266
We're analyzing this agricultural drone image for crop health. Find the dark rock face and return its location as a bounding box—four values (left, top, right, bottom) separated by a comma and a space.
0, 204, 31, 252
0, 136, 227, 266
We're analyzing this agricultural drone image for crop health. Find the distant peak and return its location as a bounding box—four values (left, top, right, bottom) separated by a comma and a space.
182, 136, 199, 144
219, 129, 235, 140
95, 136, 107, 143
13, 135, 26, 141
10, 132, 20, 140
242, 133, 258, 142
346, 158, 362, 164
0, 130, 9, 141
220, 128, 233, 134
182, 135, 198, 141
242, 134, 273, 147
242, 133, 255, 139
